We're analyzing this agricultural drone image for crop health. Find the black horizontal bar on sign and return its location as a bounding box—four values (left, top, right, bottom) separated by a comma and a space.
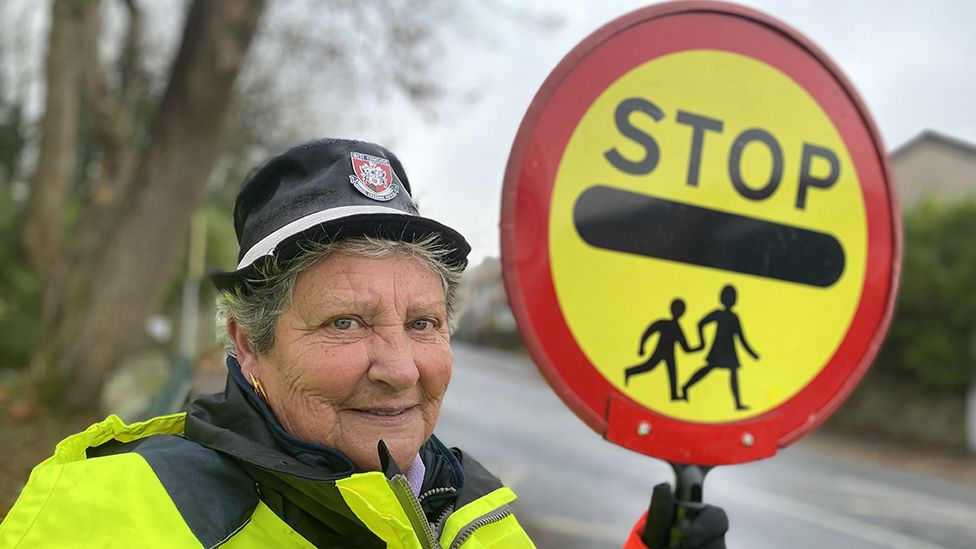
572, 185, 845, 288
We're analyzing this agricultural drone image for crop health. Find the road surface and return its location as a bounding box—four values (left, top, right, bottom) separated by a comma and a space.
436, 343, 976, 549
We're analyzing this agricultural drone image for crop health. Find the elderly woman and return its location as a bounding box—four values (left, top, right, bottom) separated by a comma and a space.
0, 139, 534, 548
2, 139, 728, 549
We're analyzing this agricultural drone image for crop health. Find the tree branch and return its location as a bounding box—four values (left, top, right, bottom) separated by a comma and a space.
79, 0, 134, 206
118, 0, 145, 114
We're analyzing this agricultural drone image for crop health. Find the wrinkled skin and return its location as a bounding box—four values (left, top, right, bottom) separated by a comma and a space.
229, 252, 452, 471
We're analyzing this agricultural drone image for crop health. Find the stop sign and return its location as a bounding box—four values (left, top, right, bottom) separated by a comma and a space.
501, 1, 900, 465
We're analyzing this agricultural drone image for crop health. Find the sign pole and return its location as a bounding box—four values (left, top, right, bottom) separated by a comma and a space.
669, 463, 710, 545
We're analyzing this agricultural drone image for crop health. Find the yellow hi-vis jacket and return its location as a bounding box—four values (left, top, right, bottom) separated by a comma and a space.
0, 364, 535, 548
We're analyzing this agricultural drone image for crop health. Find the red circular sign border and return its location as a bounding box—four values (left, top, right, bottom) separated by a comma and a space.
500, 1, 901, 464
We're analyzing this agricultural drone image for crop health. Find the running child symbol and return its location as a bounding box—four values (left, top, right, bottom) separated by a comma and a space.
681, 285, 760, 410
624, 298, 699, 400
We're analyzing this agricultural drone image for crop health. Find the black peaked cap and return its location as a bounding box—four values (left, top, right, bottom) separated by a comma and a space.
210, 138, 470, 291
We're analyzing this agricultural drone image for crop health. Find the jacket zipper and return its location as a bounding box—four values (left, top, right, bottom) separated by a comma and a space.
447, 507, 513, 549
421, 484, 457, 540
389, 474, 441, 549
432, 503, 455, 540
418, 486, 456, 503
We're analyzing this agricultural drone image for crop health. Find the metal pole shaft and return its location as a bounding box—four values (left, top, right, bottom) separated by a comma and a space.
670, 463, 712, 546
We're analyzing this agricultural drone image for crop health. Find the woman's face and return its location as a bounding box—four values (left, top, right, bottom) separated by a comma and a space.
234, 252, 452, 471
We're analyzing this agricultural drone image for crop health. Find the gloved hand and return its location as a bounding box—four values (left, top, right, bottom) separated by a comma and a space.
623, 483, 728, 549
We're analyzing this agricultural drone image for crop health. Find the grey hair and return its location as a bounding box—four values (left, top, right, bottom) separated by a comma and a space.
217, 234, 463, 356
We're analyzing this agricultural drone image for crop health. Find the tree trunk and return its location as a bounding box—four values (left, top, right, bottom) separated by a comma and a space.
31, 0, 266, 414
18, 0, 90, 285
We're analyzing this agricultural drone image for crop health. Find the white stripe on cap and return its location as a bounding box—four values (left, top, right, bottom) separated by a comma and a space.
237, 204, 415, 269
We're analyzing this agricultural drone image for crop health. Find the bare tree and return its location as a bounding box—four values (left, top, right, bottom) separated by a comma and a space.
14, 0, 556, 415
23, 0, 265, 413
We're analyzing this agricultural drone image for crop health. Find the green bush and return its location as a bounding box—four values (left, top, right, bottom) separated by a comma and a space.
0, 193, 39, 369
874, 198, 976, 394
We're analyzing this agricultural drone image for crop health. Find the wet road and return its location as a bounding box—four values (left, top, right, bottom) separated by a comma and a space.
436, 343, 976, 549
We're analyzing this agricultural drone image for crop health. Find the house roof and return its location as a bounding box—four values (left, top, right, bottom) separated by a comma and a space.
891, 130, 976, 159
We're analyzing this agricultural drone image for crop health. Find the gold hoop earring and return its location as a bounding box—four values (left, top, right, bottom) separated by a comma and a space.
248, 372, 269, 402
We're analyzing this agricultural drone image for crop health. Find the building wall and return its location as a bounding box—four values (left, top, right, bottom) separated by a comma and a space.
891, 133, 976, 211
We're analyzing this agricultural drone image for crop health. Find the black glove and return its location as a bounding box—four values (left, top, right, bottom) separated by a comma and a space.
641, 482, 729, 549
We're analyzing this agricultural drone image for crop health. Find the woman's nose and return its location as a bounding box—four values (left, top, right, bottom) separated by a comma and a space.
366, 330, 420, 391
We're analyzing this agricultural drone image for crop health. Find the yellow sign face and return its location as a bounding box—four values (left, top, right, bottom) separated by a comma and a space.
549, 50, 867, 423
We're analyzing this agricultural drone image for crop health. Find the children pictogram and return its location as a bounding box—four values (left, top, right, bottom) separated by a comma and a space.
623, 285, 760, 410
681, 285, 759, 410
624, 298, 697, 400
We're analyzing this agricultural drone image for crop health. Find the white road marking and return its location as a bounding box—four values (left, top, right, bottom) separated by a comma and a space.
845, 496, 976, 529
761, 469, 976, 529
836, 476, 976, 518
725, 481, 953, 549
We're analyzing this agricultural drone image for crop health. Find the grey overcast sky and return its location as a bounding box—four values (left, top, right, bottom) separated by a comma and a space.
387, 0, 976, 264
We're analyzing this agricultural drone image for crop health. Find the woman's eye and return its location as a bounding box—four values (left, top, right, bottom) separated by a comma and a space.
411, 319, 434, 331
332, 318, 358, 330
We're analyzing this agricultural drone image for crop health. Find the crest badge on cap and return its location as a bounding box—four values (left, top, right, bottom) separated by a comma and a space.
349, 151, 400, 201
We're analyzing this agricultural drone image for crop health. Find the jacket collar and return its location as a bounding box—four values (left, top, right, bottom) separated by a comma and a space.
184, 356, 464, 495
185, 356, 355, 479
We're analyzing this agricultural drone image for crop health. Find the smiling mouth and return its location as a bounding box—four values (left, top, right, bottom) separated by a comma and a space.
369, 409, 407, 416
353, 406, 417, 418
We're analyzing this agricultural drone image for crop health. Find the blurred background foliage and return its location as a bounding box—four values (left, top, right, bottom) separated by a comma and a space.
0, 86, 35, 367
880, 198, 976, 393
823, 197, 976, 451
0, 195, 38, 368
